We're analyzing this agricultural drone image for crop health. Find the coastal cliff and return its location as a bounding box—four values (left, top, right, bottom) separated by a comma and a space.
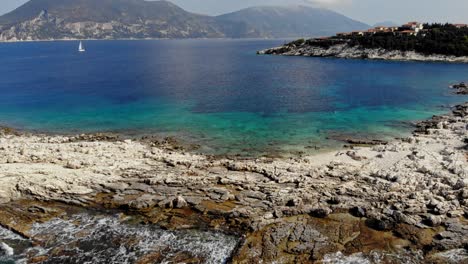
258, 42, 468, 63
0, 100, 467, 262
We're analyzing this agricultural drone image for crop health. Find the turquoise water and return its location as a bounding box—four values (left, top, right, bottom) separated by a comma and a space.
0, 39, 467, 155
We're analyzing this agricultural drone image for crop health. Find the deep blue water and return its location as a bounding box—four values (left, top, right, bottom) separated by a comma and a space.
0, 39, 467, 155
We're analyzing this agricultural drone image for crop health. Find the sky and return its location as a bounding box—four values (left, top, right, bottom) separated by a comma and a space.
1, 0, 468, 25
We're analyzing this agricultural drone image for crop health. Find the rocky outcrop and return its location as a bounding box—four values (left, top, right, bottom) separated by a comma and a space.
259, 42, 468, 63
0, 102, 467, 262
451, 82, 468, 95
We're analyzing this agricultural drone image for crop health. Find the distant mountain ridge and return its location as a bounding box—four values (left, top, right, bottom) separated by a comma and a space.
0, 0, 370, 41
0, 0, 254, 40
218, 6, 370, 38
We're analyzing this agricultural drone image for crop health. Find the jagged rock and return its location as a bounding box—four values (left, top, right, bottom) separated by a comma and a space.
27, 205, 56, 214
327, 197, 341, 205
65, 160, 82, 169
241, 190, 267, 200
425, 215, 443, 227
309, 208, 332, 218
0, 242, 14, 256
349, 207, 367, 217
366, 217, 395, 231
128, 194, 163, 209
158, 198, 174, 209
346, 151, 366, 161
174, 196, 188, 208
286, 198, 303, 207
128, 183, 154, 193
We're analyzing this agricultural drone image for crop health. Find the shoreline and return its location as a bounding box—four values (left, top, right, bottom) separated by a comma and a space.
258, 43, 468, 64
0, 119, 399, 159
0, 101, 467, 262
0, 103, 457, 159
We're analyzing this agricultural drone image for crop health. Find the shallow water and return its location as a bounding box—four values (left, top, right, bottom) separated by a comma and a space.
1, 216, 466, 264
0, 39, 467, 155
0, 214, 239, 264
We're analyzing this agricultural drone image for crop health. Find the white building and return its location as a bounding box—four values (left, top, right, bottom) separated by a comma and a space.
403, 22, 424, 33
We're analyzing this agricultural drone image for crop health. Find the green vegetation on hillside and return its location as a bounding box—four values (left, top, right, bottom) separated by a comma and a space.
346, 24, 468, 56
295, 24, 468, 57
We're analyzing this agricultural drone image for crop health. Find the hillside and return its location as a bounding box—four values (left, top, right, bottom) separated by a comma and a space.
0, 0, 369, 41
0, 0, 193, 24
343, 23, 468, 56
0, 0, 260, 40
217, 6, 369, 38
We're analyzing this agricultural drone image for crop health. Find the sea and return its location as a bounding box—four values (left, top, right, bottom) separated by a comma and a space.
0, 39, 467, 156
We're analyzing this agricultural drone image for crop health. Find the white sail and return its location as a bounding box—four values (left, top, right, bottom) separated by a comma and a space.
78, 41, 85, 52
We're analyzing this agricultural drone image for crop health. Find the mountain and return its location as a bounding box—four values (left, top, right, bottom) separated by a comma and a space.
0, 0, 260, 40
217, 6, 370, 38
0, 0, 369, 41
372, 21, 400, 27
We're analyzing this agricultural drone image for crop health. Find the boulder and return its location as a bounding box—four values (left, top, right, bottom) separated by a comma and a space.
65, 160, 82, 169
174, 196, 188, 208
349, 207, 367, 218
425, 215, 443, 227
309, 208, 332, 218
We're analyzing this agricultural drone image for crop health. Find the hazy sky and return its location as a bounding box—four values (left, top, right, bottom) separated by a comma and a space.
1, 0, 468, 25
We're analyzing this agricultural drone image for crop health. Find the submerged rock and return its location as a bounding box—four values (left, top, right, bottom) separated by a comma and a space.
0, 242, 14, 256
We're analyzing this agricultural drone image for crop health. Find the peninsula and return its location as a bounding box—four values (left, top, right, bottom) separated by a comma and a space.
259, 23, 468, 63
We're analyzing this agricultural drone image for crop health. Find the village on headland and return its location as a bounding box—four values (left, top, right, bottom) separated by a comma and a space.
331, 22, 468, 38
259, 21, 468, 62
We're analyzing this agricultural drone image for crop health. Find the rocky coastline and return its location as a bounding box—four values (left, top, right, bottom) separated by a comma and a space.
0, 101, 467, 263
258, 43, 468, 63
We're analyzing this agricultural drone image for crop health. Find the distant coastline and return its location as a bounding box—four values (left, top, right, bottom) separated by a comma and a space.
0, 37, 277, 43
0, 3, 369, 42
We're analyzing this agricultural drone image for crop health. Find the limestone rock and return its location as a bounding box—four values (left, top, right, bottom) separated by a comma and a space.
174, 196, 188, 208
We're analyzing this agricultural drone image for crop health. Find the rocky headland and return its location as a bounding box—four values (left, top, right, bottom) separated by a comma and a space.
259, 23, 468, 63
258, 42, 468, 63
0, 101, 467, 263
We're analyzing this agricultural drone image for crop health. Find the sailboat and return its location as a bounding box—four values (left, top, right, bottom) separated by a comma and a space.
78, 41, 85, 52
